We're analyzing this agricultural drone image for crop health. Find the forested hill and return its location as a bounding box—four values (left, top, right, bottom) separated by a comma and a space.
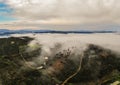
0, 37, 120, 85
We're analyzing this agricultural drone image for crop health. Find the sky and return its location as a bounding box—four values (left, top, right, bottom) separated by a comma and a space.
0, 0, 120, 31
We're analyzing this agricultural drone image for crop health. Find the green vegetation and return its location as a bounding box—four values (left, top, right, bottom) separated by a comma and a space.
0, 37, 120, 85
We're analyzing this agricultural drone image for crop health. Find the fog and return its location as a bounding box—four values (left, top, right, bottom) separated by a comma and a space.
10, 33, 120, 68
12, 33, 120, 52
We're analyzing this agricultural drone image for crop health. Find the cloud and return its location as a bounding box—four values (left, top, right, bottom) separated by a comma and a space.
11, 33, 120, 67
0, 0, 4, 2
3, 0, 120, 24
0, 20, 120, 31
0, 0, 120, 31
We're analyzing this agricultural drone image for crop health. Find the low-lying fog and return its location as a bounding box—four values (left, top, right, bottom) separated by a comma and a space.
11, 33, 120, 53
0, 33, 119, 71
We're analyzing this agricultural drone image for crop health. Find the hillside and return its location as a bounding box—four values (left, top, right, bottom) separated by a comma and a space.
0, 37, 120, 85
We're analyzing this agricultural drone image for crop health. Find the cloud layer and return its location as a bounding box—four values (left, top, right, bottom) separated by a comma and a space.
11, 33, 120, 67
1, 0, 120, 30
5, 0, 120, 24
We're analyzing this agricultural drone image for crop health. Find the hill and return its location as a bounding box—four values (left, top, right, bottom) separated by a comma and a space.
0, 37, 120, 85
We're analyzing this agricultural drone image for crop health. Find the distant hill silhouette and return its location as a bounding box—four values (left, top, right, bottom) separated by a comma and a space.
0, 29, 116, 36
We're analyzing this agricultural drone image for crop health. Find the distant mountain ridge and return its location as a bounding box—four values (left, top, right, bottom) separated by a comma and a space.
0, 29, 116, 36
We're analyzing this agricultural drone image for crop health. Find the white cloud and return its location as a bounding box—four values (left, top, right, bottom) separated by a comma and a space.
4, 0, 120, 24
1, 0, 120, 30
11, 33, 120, 66
11, 33, 120, 54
